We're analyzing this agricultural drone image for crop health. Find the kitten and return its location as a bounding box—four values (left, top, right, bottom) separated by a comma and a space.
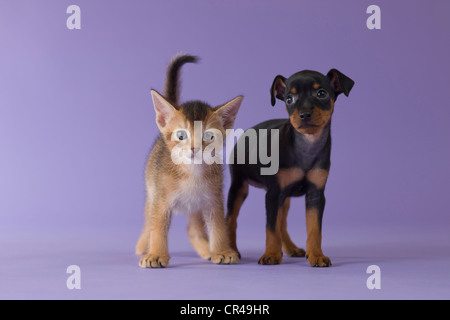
136, 54, 243, 268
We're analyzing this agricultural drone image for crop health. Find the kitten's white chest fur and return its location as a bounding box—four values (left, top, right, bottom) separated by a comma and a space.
170, 164, 214, 214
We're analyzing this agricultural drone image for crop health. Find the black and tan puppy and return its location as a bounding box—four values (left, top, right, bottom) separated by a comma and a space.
226, 69, 354, 267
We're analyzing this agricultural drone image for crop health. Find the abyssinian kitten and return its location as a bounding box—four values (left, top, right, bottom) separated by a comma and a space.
136, 54, 243, 268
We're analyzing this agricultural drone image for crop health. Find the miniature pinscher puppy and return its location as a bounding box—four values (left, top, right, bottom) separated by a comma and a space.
226, 69, 354, 267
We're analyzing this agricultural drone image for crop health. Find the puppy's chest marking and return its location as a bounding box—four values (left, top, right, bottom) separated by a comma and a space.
276, 167, 329, 192
306, 168, 329, 189
277, 167, 305, 189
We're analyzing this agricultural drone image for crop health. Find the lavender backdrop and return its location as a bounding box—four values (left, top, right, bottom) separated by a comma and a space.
0, 0, 449, 300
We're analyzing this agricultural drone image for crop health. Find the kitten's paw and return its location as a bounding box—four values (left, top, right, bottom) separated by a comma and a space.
229, 245, 242, 260
192, 242, 211, 260
139, 253, 170, 268
135, 235, 149, 256
211, 250, 240, 265
198, 252, 212, 260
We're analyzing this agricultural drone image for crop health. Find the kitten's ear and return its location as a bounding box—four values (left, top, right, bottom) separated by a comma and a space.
214, 96, 243, 130
151, 90, 178, 129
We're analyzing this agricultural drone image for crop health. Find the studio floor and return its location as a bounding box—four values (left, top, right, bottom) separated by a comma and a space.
1, 223, 449, 300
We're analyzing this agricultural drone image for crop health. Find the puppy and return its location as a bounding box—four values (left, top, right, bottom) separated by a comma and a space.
226, 69, 354, 267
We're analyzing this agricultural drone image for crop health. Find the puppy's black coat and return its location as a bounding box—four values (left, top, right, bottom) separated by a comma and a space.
226, 69, 354, 267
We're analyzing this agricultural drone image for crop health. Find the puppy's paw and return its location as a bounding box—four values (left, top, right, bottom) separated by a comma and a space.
307, 254, 331, 267
285, 246, 306, 258
258, 252, 283, 265
211, 250, 240, 265
139, 253, 170, 268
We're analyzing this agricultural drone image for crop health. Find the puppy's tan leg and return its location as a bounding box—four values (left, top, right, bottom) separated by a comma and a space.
205, 203, 240, 265
136, 200, 151, 255
139, 204, 172, 268
258, 208, 283, 265
305, 170, 331, 267
280, 198, 306, 257
305, 207, 331, 267
187, 211, 210, 260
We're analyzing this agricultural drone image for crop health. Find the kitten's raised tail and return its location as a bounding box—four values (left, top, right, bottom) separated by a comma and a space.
164, 54, 199, 105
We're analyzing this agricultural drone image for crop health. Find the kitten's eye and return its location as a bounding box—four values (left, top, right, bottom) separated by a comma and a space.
176, 130, 188, 141
286, 95, 295, 105
316, 89, 329, 99
203, 131, 214, 142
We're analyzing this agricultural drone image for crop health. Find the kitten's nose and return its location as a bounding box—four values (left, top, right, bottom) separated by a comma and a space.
191, 147, 200, 154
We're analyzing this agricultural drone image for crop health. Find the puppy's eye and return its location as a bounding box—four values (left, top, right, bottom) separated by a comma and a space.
286, 95, 295, 105
203, 131, 214, 142
176, 130, 188, 141
316, 89, 329, 99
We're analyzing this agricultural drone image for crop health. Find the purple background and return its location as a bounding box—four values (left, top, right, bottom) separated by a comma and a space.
1, 0, 449, 300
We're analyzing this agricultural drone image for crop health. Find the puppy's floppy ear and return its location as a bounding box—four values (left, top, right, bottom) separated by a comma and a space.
151, 89, 178, 129
270, 75, 286, 106
214, 96, 243, 130
326, 69, 355, 99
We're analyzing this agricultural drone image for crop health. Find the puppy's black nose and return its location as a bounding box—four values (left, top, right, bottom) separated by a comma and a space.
299, 111, 312, 120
